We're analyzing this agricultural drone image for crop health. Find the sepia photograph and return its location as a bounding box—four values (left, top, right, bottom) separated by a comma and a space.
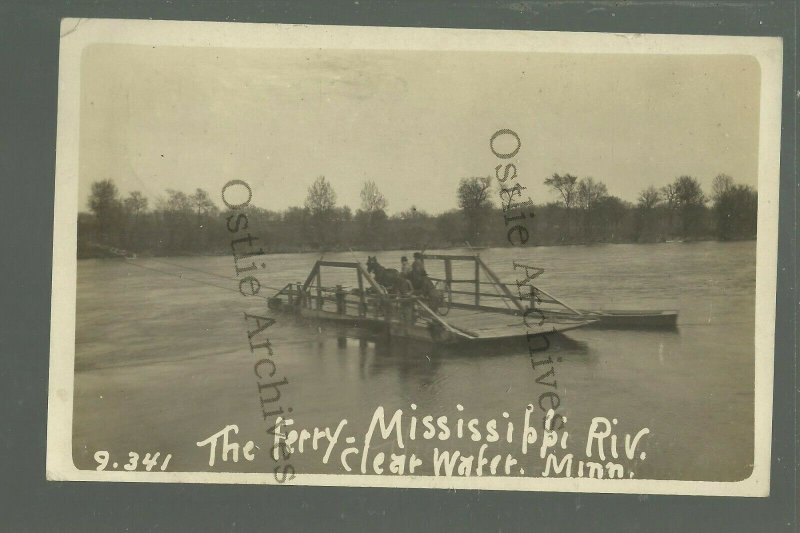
47, 19, 782, 495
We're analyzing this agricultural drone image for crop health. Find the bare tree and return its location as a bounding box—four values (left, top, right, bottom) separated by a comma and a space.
711, 173, 735, 202
674, 175, 706, 207
576, 177, 608, 239
673, 175, 707, 238
636, 186, 661, 241
360, 180, 387, 213
88, 179, 122, 242
164, 189, 193, 213
122, 191, 148, 250
89, 180, 120, 215
123, 191, 148, 217
190, 188, 217, 216
544, 173, 579, 238
660, 183, 678, 208
157, 190, 195, 251
456, 176, 493, 209
660, 182, 679, 234
305, 176, 337, 247
576, 177, 608, 210
457, 176, 493, 243
544, 173, 579, 209
637, 186, 661, 210
186, 188, 217, 250
305, 176, 337, 215
356, 181, 388, 247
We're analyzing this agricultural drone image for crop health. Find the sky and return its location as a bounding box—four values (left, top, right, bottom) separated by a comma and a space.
79, 44, 760, 215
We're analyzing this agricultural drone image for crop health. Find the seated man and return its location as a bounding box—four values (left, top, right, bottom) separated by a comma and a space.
410, 252, 427, 291
400, 256, 411, 277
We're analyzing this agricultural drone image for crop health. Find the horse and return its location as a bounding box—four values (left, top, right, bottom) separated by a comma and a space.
366, 256, 447, 313
365, 256, 412, 295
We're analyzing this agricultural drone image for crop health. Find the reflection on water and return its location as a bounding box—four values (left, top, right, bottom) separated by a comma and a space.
72, 241, 755, 481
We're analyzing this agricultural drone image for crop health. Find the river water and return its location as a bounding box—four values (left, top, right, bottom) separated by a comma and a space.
73, 241, 756, 481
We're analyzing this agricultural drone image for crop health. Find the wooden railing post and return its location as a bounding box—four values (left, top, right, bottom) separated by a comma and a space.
335, 285, 345, 314
474, 258, 480, 307
316, 267, 322, 310
357, 269, 366, 317
444, 258, 453, 307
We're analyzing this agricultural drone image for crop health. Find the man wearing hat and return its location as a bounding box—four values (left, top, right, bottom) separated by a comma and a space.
410, 252, 427, 291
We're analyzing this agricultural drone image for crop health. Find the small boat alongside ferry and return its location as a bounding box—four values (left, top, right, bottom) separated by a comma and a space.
547, 309, 678, 329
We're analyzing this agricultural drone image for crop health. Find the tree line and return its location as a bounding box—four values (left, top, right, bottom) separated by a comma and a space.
78, 173, 757, 258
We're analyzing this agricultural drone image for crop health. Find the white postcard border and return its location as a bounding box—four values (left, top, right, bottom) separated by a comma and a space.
47, 18, 783, 496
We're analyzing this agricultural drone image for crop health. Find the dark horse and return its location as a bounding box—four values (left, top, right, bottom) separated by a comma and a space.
366, 256, 412, 295
366, 256, 445, 313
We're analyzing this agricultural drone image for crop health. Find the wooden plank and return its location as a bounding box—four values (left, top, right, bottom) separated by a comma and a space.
447, 288, 560, 307
301, 261, 319, 291
319, 261, 360, 268
300, 308, 382, 325
356, 270, 366, 317
447, 311, 518, 329
449, 310, 492, 320
448, 288, 524, 298
422, 254, 477, 261
316, 286, 347, 293
315, 267, 322, 310
446, 307, 484, 317
444, 259, 453, 308
414, 299, 470, 339
448, 324, 480, 338
532, 285, 583, 316
474, 260, 480, 307
446, 301, 520, 315
308, 293, 333, 303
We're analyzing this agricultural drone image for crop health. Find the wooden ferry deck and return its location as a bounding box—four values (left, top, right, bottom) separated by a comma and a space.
436, 307, 586, 340
267, 254, 597, 344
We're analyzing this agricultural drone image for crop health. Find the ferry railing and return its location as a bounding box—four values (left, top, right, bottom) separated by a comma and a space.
278, 255, 582, 325
422, 253, 582, 317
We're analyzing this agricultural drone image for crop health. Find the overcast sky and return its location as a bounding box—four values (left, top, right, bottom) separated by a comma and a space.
79, 44, 760, 214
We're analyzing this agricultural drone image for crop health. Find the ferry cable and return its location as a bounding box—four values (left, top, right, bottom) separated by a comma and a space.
120, 259, 277, 299
131, 256, 287, 292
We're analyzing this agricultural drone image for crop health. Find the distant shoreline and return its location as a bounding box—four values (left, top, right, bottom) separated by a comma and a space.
77, 237, 756, 260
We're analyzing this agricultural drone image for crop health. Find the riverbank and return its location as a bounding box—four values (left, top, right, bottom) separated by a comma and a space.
77, 236, 755, 259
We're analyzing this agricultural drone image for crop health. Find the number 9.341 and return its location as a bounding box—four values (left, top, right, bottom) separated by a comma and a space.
94, 451, 172, 472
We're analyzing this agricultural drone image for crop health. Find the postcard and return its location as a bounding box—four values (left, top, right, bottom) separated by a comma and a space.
48, 18, 782, 496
